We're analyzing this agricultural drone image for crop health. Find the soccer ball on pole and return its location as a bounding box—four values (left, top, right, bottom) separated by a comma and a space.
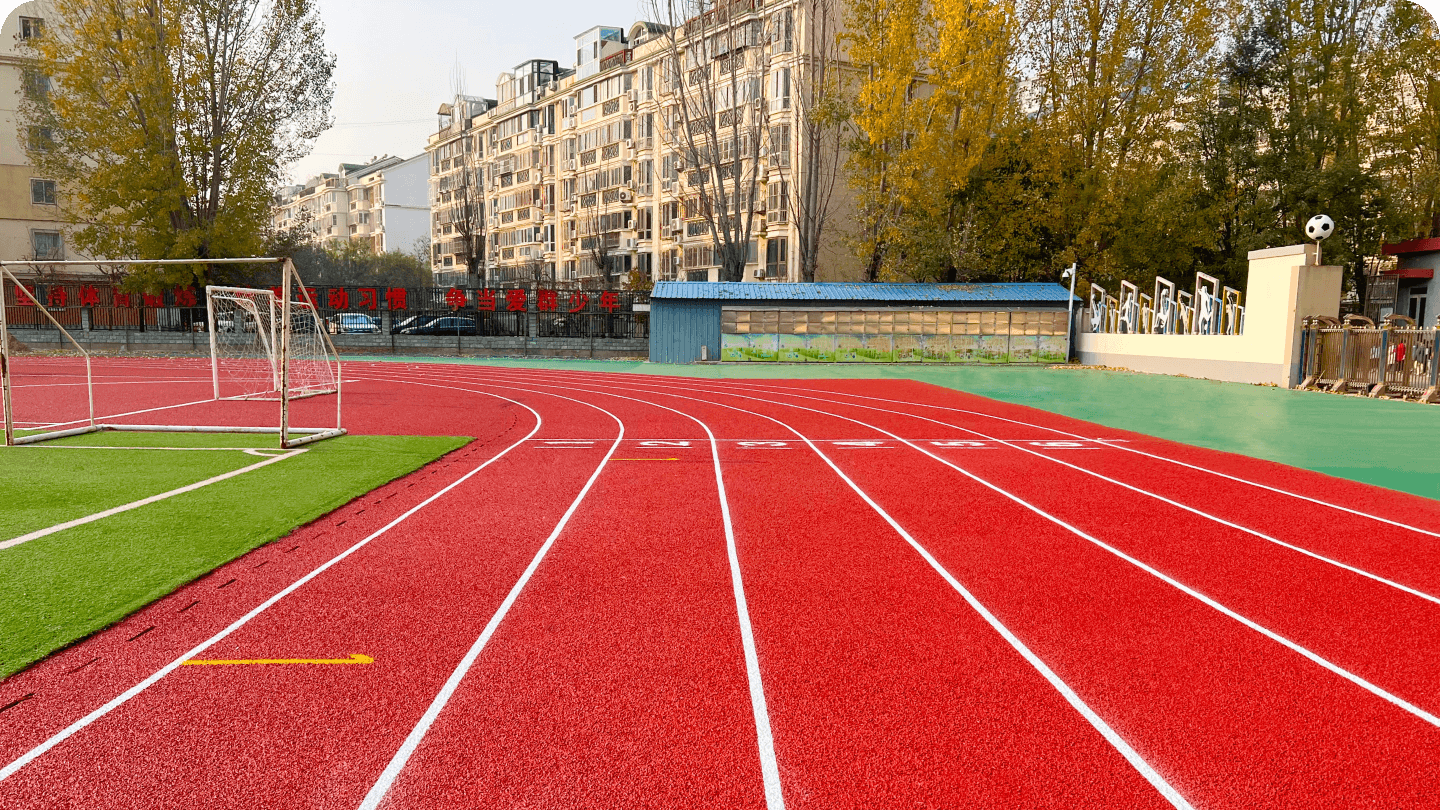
1305, 214, 1334, 264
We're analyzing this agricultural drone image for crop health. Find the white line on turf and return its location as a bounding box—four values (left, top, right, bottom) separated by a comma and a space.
412, 368, 1181, 809
594, 376, 1440, 730
0, 450, 307, 551
0, 392, 544, 785
355, 384, 624, 810
15, 445, 281, 451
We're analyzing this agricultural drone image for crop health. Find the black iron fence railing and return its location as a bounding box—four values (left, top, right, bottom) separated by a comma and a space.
3, 282, 650, 341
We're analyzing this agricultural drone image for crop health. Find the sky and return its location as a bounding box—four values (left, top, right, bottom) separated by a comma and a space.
286, 0, 650, 183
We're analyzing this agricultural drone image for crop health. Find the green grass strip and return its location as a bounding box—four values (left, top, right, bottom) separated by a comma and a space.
0, 433, 467, 678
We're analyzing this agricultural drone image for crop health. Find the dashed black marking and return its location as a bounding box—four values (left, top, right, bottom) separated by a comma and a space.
65, 657, 99, 675
217, 578, 237, 589
179, 600, 201, 613
0, 694, 35, 714
127, 626, 155, 642
253, 560, 270, 569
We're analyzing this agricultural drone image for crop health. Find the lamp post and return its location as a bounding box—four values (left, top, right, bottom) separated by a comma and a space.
1061, 263, 1077, 360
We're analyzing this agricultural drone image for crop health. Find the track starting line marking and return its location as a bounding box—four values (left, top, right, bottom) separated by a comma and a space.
181, 653, 374, 667
531, 440, 1117, 450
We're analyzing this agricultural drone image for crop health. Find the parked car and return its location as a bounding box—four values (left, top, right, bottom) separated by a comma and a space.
215, 313, 259, 333
390, 315, 428, 335
401, 316, 477, 336
327, 313, 380, 334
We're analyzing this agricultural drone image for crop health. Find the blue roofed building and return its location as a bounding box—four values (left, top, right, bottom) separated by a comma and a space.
648, 282, 1078, 364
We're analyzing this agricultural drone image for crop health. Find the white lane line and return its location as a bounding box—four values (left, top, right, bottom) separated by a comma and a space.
0, 392, 544, 785
34, 398, 220, 430
722, 381, 1440, 540
11, 379, 208, 389
605, 377, 1440, 731
355, 387, 624, 810
704, 384, 1440, 608
442, 368, 1187, 809
0, 450, 307, 551
351, 373, 787, 809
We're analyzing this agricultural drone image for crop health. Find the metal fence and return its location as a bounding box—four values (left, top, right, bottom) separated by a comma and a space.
1299, 319, 1440, 401
3, 281, 650, 341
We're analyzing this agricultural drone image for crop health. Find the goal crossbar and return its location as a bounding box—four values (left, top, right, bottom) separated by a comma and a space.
1, 258, 344, 449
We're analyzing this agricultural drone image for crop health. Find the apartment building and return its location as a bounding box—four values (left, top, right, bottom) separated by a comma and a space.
427, 0, 857, 285
0, 2, 93, 274
273, 154, 430, 255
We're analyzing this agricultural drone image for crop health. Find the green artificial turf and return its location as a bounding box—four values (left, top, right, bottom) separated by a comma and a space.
350, 355, 1440, 502
0, 432, 467, 677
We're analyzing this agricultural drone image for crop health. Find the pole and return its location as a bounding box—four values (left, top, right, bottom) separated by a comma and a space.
1062, 263, 1077, 362
1, 272, 13, 446
205, 286, 220, 400
280, 261, 291, 449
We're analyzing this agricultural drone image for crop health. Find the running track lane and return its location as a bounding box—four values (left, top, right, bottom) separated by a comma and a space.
0, 386, 618, 806
716, 376, 1440, 529
365, 383, 772, 809
8, 360, 1440, 807
475, 368, 1440, 807
372, 371, 1181, 809
669, 379, 1440, 711
499, 369, 1440, 603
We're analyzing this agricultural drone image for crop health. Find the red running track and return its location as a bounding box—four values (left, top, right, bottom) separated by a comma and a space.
2, 358, 1439, 809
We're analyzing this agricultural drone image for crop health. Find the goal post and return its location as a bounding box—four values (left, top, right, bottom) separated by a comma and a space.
0, 263, 96, 447
1, 257, 343, 448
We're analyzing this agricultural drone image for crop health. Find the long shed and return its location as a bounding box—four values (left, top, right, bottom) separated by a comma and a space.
648, 282, 1076, 364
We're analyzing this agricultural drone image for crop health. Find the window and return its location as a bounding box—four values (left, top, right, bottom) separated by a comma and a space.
30, 179, 56, 205
1410, 291, 1428, 326
20, 16, 43, 39
767, 179, 788, 224
771, 10, 793, 52
769, 124, 791, 168
31, 230, 62, 260
638, 159, 653, 195
27, 126, 53, 152
22, 69, 49, 100
771, 68, 790, 110
765, 237, 788, 278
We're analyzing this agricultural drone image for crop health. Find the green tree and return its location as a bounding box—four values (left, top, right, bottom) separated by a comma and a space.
19, 0, 335, 290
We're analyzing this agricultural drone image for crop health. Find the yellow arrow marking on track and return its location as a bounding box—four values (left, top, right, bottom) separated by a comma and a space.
181, 653, 374, 666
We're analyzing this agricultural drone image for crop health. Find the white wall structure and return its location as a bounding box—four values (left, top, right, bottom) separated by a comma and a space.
1076, 243, 1343, 387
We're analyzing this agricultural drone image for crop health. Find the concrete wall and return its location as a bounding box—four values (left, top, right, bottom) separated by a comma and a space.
1075, 244, 1343, 387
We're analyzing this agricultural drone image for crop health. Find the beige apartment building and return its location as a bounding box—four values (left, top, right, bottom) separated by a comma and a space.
0, 1, 91, 275
428, 0, 857, 285
273, 154, 431, 255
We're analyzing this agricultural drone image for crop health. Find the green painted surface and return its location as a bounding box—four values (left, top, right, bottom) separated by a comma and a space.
350, 355, 1440, 501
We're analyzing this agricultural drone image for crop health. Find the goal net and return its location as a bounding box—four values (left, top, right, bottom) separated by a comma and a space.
1, 257, 343, 448
207, 287, 337, 401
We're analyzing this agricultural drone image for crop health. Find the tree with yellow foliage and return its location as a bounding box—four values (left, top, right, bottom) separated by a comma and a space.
18, 0, 335, 289
843, 0, 1017, 281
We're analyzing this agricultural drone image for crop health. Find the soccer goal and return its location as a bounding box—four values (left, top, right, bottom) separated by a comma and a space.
1, 257, 344, 448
